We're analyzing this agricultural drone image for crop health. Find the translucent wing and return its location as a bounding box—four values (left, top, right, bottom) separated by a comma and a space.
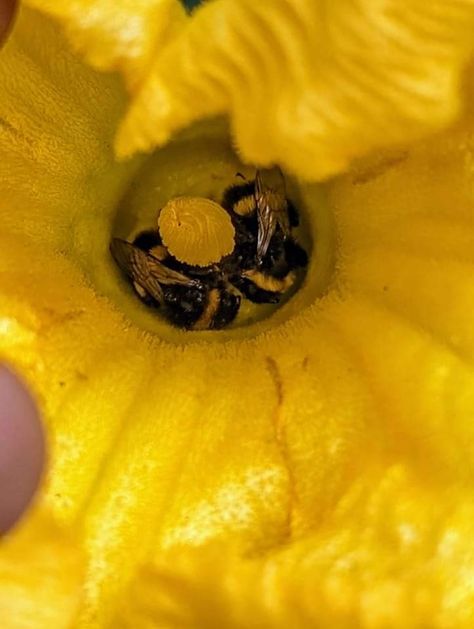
255, 167, 291, 260
110, 239, 200, 303
110, 238, 164, 302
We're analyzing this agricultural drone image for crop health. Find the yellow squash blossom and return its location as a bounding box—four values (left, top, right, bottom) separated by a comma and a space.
2, 1, 474, 627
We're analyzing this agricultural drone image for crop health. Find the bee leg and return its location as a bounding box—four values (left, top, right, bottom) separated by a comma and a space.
230, 275, 281, 304
285, 238, 309, 268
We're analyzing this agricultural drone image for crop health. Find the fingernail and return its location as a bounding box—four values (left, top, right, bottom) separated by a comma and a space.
0, 366, 45, 534
0, 0, 17, 47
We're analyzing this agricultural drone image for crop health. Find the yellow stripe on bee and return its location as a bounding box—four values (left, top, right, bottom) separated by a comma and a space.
233, 195, 256, 216
243, 270, 295, 292
148, 245, 168, 261
193, 288, 220, 330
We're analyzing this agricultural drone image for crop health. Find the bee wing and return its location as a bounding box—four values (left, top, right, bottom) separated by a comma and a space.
110, 238, 165, 302
255, 168, 290, 259
111, 238, 201, 297
255, 197, 276, 261
147, 256, 201, 288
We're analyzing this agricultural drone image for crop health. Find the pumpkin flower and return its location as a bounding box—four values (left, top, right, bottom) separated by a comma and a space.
2, 0, 474, 627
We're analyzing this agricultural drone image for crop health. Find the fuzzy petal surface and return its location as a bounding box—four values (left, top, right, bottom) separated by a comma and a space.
25, 0, 474, 179
1, 4, 474, 629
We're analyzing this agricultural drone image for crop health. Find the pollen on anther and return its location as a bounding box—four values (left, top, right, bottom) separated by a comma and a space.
158, 196, 235, 266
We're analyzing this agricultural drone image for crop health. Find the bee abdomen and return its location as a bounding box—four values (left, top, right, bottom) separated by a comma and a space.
162, 285, 207, 329
230, 275, 281, 304
192, 288, 221, 330
212, 290, 241, 329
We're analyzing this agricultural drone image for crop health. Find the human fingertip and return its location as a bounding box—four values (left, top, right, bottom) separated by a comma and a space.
0, 366, 45, 534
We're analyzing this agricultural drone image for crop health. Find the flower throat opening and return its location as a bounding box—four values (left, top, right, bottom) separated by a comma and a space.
109, 123, 333, 339
111, 166, 309, 331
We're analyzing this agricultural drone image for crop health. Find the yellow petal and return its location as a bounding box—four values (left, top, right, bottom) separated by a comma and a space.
25, 0, 474, 179
0, 232, 296, 627
0, 508, 83, 629
115, 466, 474, 628
116, 0, 474, 179
3, 110, 474, 626
24, 0, 186, 89
0, 6, 138, 257
3, 5, 474, 629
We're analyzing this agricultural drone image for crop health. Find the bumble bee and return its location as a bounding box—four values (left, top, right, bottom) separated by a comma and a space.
110, 233, 241, 331
221, 168, 308, 304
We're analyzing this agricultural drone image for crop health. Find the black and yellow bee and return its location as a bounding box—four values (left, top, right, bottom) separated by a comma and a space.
110, 168, 308, 330
111, 233, 241, 331
221, 167, 308, 304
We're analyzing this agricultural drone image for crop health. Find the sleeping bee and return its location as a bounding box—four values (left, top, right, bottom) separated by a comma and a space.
221, 167, 308, 304
111, 167, 308, 330
110, 232, 241, 331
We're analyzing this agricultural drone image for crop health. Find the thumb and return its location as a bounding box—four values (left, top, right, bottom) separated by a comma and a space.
0, 0, 17, 47
0, 366, 45, 534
